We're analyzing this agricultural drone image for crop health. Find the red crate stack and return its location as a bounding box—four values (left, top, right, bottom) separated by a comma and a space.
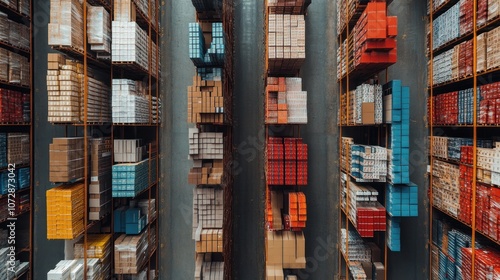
459, 0, 473, 35
476, 183, 491, 234
0, 89, 25, 123
352, 2, 397, 69
489, 187, 500, 241
459, 164, 473, 224
433, 92, 459, 125
479, 81, 500, 125
462, 248, 500, 280
355, 205, 386, 238
478, 0, 488, 26
267, 137, 307, 186
460, 146, 474, 165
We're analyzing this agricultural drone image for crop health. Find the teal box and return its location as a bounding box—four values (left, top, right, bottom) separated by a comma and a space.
114, 207, 126, 232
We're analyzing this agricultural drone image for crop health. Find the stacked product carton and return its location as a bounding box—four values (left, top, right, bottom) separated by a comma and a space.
46, 183, 85, 239
114, 230, 149, 274
89, 138, 112, 220
268, 14, 305, 74
266, 77, 307, 124
187, 73, 224, 124
49, 137, 84, 183
48, 0, 84, 50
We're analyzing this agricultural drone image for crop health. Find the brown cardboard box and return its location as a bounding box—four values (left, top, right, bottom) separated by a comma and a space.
373, 262, 385, 280
362, 102, 375, 124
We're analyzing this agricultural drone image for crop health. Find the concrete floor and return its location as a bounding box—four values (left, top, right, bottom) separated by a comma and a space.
33, 0, 429, 279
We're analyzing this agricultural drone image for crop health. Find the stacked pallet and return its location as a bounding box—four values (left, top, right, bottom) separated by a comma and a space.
347, 181, 386, 237
188, 159, 223, 185
0, 89, 29, 123
432, 160, 460, 217
0, 13, 30, 50
187, 73, 224, 124
48, 0, 84, 50
114, 230, 149, 274
6, 132, 29, 165
266, 231, 306, 270
0, 48, 29, 86
112, 79, 150, 123
266, 77, 307, 124
195, 229, 223, 253
188, 128, 224, 160
195, 253, 224, 280
87, 6, 111, 54
462, 248, 500, 280
385, 183, 418, 217
384, 81, 410, 183
113, 139, 146, 163
458, 164, 473, 224
89, 138, 112, 220
192, 188, 223, 238
479, 81, 500, 124
352, 2, 397, 69
46, 183, 85, 239
189, 22, 225, 67
268, 14, 305, 74
74, 234, 112, 278
112, 159, 149, 197
267, 137, 307, 186
267, 0, 309, 14
350, 144, 387, 182
49, 137, 84, 183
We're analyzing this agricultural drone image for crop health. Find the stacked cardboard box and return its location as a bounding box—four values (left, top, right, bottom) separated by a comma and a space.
74, 234, 111, 278
87, 6, 111, 54
111, 21, 148, 70
479, 81, 500, 124
189, 22, 225, 67
49, 137, 84, 183
352, 2, 397, 69
432, 2, 460, 50
266, 231, 306, 270
267, 190, 283, 230
387, 216, 401, 251
267, 137, 307, 186
192, 188, 223, 238
188, 128, 224, 160
340, 229, 372, 263
195, 229, 223, 253
194, 253, 224, 280
89, 138, 112, 220
114, 231, 149, 274
268, 14, 305, 74
112, 159, 149, 197
352, 84, 382, 125
138, 198, 157, 222
112, 79, 150, 123
48, 0, 84, 50
46, 183, 85, 239
189, 159, 223, 185
385, 183, 418, 217
350, 144, 387, 182
337, 39, 347, 79
4, 51, 29, 86
487, 26, 500, 70
7, 132, 29, 165
187, 73, 224, 124
266, 77, 307, 124
384, 81, 410, 183
490, 0, 500, 20
267, 0, 308, 14
432, 160, 460, 217
458, 164, 473, 224
348, 181, 386, 237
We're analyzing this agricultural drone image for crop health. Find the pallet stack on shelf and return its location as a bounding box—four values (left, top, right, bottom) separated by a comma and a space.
337, 1, 418, 279
188, 1, 233, 279
0, 0, 32, 278
46, 0, 159, 279
428, 0, 500, 279
264, 1, 310, 279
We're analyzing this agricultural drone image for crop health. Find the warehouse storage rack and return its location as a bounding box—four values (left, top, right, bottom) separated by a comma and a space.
263, 0, 311, 279
188, 0, 234, 278
428, 0, 500, 279
47, 0, 160, 279
0, 0, 33, 279
337, 1, 399, 279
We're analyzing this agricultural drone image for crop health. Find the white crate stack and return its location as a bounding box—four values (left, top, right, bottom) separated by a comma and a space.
348, 182, 379, 226
192, 188, 224, 239
47, 259, 102, 280
195, 254, 224, 280
188, 128, 224, 160
432, 160, 460, 217
112, 79, 150, 123
340, 229, 372, 262
285, 78, 307, 124
87, 6, 111, 54
112, 22, 148, 70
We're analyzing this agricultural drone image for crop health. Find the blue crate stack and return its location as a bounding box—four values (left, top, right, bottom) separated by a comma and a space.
438, 250, 448, 279
197, 67, 222, 81
189, 22, 225, 67
112, 159, 149, 197
386, 182, 418, 217
0, 133, 6, 168
189, 22, 205, 67
0, 171, 15, 195
387, 216, 401, 252
17, 167, 30, 189
383, 80, 410, 184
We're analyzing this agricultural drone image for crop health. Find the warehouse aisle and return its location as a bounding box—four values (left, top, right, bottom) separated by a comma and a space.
161, 1, 197, 279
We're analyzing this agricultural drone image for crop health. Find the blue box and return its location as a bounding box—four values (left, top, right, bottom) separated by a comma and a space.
114, 207, 126, 232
